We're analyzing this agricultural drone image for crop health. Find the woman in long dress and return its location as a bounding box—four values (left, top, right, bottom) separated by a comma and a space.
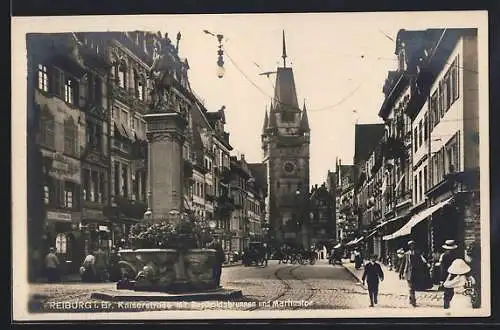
443, 258, 475, 312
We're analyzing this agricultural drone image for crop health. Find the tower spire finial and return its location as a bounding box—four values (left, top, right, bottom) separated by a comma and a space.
282, 30, 287, 68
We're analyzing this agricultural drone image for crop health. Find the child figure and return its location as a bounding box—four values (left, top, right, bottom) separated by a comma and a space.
362, 254, 385, 307
443, 258, 475, 311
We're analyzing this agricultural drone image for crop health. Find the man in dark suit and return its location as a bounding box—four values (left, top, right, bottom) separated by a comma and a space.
208, 238, 225, 288
399, 240, 426, 307
362, 255, 384, 307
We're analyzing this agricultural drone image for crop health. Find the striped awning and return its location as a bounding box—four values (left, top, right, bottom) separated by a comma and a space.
383, 197, 453, 241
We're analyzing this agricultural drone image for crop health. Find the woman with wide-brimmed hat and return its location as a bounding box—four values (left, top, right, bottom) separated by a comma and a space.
439, 240, 459, 308
443, 258, 475, 310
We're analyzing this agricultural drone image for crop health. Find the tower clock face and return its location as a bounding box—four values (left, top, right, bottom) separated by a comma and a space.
283, 161, 296, 174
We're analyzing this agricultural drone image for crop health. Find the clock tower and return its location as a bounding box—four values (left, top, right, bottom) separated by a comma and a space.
261, 31, 311, 248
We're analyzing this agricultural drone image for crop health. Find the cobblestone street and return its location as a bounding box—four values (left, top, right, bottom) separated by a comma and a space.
29, 260, 444, 313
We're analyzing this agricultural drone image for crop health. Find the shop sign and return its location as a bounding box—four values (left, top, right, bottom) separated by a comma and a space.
47, 211, 72, 222
82, 208, 104, 221
41, 149, 81, 183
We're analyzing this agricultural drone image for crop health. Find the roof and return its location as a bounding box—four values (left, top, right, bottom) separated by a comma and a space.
339, 165, 355, 183
262, 110, 269, 133
353, 124, 385, 165
273, 67, 299, 111
248, 163, 267, 193
300, 102, 310, 132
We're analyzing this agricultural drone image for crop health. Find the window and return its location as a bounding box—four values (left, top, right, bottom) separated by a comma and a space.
64, 77, 75, 104
414, 127, 418, 152
85, 119, 103, 152
114, 162, 120, 197
121, 110, 128, 127
88, 75, 102, 105
423, 166, 428, 193
432, 155, 439, 186
38, 64, 49, 92
122, 165, 129, 197
414, 176, 418, 202
118, 64, 127, 89
451, 58, 459, 102
423, 114, 428, 142
438, 82, 445, 119
136, 74, 145, 101
99, 172, 105, 204
64, 182, 74, 209
418, 171, 423, 202
55, 233, 67, 254
39, 106, 55, 148
44, 185, 50, 204
91, 170, 98, 202
64, 117, 77, 155
418, 120, 423, 148
83, 169, 90, 201
430, 91, 439, 128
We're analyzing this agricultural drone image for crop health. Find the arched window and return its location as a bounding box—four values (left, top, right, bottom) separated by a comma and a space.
64, 116, 77, 155
55, 233, 67, 254
39, 105, 55, 148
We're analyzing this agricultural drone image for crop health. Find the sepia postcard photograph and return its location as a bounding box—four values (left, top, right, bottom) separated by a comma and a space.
11, 10, 490, 321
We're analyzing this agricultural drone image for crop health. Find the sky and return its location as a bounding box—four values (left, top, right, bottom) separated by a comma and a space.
161, 13, 405, 185
16, 11, 486, 185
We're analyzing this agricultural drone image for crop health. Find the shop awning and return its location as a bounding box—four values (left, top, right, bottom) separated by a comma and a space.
383, 197, 453, 241
374, 214, 406, 230
114, 122, 128, 138
365, 230, 377, 240
346, 237, 364, 246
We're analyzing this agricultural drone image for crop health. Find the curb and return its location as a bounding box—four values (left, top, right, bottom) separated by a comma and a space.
341, 263, 367, 289
222, 263, 243, 268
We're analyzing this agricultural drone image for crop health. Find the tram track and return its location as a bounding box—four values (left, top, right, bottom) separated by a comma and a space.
245, 264, 316, 311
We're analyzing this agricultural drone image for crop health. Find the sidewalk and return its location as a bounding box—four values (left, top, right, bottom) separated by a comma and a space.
342, 259, 440, 295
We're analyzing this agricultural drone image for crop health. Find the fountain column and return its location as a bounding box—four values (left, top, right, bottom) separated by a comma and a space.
144, 112, 187, 222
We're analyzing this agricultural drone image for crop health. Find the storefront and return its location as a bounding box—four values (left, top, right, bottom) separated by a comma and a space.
40, 148, 82, 275
43, 210, 82, 274
81, 207, 112, 254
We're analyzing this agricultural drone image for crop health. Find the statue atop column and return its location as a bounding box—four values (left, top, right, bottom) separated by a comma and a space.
148, 32, 177, 112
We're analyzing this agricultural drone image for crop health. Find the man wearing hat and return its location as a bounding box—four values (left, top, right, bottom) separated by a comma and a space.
398, 240, 426, 307
439, 239, 459, 309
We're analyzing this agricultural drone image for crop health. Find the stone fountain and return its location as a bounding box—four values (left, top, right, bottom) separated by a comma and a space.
91, 32, 241, 302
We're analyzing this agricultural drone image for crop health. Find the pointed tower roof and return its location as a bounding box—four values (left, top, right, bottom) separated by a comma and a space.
268, 102, 278, 128
274, 31, 299, 111
262, 109, 269, 133
300, 101, 310, 131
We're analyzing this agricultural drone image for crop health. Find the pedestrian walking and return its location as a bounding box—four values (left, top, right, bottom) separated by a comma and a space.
208, 238, 225, 288
44, 247, 60, 283
354, 249, 362, 269
94, 243, 109, 282
443, 258, 476, 310
398, 240, 428, 307
80, 251, 96, 282
362, 255, 384, 307
439, 240, 459, 309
